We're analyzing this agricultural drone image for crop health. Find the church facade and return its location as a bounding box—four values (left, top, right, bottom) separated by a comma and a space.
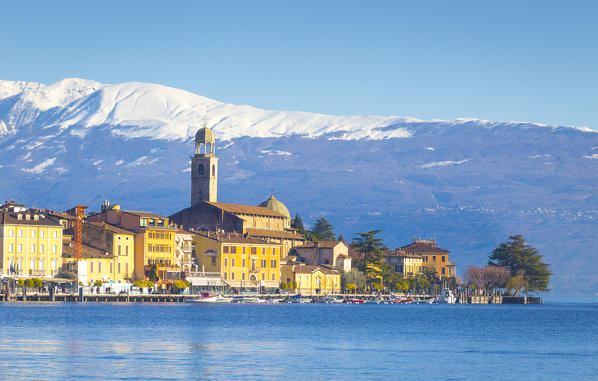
169, 125, 306, 258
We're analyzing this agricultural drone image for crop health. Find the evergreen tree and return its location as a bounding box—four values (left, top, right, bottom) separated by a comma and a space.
351, 230, 385, 273
488, 235, 551, 293
310, 217, 336, 241
337, 234, 345, 242
291, 213, 305, 231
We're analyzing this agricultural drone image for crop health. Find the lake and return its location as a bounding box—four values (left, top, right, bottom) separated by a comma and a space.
0, 302, 596, 380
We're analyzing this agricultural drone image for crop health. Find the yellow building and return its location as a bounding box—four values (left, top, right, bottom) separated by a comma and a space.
62, 235, 127, 285
192, 231, 281, 290
88, 205, 178, 284
384, 249, 424, 277
280, 261, 341, 295
0, 203, 63, 277
401, 239, 456, 278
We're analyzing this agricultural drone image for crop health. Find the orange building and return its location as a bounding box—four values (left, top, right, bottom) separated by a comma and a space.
400, 239, 456, 278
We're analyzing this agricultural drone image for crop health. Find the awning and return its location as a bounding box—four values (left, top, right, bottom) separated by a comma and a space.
187, 277, 224, 287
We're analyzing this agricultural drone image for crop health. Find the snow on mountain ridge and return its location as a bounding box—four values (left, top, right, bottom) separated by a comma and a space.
0, 78, 594, 143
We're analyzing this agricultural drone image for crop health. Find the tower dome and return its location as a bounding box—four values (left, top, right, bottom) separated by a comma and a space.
194, 126, 215, 156
259, 195, 291, 218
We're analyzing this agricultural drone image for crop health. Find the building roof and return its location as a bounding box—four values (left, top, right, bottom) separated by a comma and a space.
87, 221, 135, 236
293, 265, 340, 275
0, 211, 62, 226
295, 240, 343, 249
62, 238, 114, 259
206, 202, 287, 218
123, 210, 168, 219
258, 195, 291, 219
400, 240, 450, 254
195, 231, 273, 245
245, 228, 305, 241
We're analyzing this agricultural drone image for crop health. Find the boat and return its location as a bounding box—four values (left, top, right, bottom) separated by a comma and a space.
319, 296, 342, 304
393, 297, 414, 304
188, 293, 219, 303
415, 297, 435, 304
265, 298, 283, 304
343, 298, 365, 304
435, 288, 456, 304
365, 298, 382, 304
290, 294, 312, 303
215, 295, 233, 303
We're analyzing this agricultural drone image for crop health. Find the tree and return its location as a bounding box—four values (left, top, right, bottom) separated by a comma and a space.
310, 218, 336, 241
337, 234, 345, 242
341, 269, 366, 290
464, 265, 510, 292
488, 235, 551, 293
505, 270, 528, 296
291, 213, 305, 231
351, 230, 385, 273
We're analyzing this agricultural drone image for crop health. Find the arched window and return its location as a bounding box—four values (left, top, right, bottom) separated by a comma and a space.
198, 164, 204, 176
212, 164, 216, 177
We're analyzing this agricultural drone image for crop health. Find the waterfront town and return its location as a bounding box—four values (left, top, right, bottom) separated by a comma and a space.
0, 125, 541, 304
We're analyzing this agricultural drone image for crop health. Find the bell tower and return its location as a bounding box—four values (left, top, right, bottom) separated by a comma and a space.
191, 125, 218, 205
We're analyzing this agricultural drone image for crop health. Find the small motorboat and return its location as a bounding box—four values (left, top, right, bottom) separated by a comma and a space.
415, 297, 435, 304
393, 297, 414, 304
435, 289, 456, 304
319, 296, 342, 304
290, 294, 312, 303
188, 293, 219, 303
343, 298, 365, 304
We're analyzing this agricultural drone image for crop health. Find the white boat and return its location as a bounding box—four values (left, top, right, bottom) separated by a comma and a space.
320, 296, 341, 304
435, 289, 456, 304
289, 294, 312, 303
188, 295, 219, 303
215, 295, 233, 303
265, 298, 283, 304
416, 297, 435, 304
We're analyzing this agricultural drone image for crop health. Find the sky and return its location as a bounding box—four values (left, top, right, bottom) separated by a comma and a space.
1, 0, 597, 129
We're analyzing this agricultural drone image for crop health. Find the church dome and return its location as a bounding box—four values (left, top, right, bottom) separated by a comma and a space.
195, 126, 215, 144
259, 195, 290, 218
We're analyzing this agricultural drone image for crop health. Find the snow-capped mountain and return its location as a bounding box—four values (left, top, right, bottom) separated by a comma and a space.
1, 78, 597, 295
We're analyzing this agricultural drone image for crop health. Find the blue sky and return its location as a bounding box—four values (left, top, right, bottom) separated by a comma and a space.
1, 1, 597, 129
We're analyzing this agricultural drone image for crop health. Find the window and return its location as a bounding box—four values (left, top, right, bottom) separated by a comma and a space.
231, 246, 237, 254
52, 258, 57, 272
224, 258, 228, 267
18, 230, 23, 238
125, 263, 129, 274
261, 259, 266, 267
118, 263, 121, 273
17, 244, 23, 253
242, 273, 245, 280
30, 258, 36, 270
224, 272, 227, 280
231, 258, 235, 267
223, 246, 229, 253
90, 262, 94, 273
262, 273, 265, 281
18, 257, 23, 270
98, 262, 102, 273
231, 272, 235, 280
52, 230, 58, 239
262, 248, 266, 255
242, 258, 246, 267
442, 267, 446, 275
271, 259, 277, 268
242, 246, 246, 254
251, 247, 257, 255
212, 164, 215, 177
8, 243, 13, 253
432, 256, 436, 261
118, 246, 122, 255
198, 164, 204, 176
211, 256, 216, 265
38, 258, 44, 270
442, 256, 446, 262
272, 274, 275, 281
31, 230, 36, 238
52, 245, 57, 254
31, 244, 35, 253
9, 229, 14, 237
40, 230, 44, 238
39, 245, 44, 253
110, 262, 113, 273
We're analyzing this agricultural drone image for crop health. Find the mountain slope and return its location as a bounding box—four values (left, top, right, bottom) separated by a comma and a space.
1, 78, 597, 295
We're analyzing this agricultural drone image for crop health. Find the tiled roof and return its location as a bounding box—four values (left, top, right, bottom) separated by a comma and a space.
206, 202, 287, 218
295, 240, 341, 248
0, 211, 62, 226
87, 222, 135, 236
62, 239, 114, 259
245, 228, 305, 240
400, 242, 450, 254
123, 210, 169, 219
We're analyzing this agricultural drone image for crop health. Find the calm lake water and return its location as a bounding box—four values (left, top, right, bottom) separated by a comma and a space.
0, 302, 597, 380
